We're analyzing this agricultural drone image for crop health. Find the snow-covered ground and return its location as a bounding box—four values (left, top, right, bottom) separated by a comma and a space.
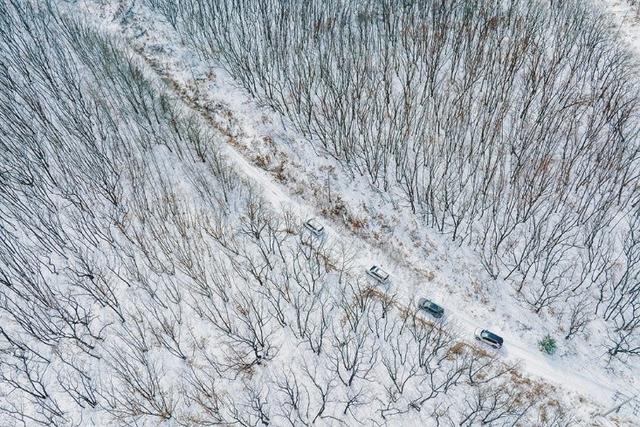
56, 0, 640, 423
1, 0, 637, 424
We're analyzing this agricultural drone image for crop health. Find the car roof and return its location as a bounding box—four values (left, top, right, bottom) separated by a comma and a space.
306, 218, 323, 229
425, 300, 443, 310
483, 330, 503, 344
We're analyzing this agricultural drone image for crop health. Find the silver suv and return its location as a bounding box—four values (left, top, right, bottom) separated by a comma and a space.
474, 329, 504, 349
367, 265, 390, 284
303, 218, 325, 237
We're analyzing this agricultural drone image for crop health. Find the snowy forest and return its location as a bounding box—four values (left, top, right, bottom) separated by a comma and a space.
0, 0, 639, 425
145, 0, 640, 356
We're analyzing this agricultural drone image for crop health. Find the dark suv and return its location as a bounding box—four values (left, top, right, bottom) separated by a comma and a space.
417, 298, 444, 318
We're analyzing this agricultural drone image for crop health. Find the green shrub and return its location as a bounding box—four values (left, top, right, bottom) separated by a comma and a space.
538, 335, 557, 355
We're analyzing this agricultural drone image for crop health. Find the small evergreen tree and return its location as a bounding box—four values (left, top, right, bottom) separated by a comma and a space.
538, 335, 557, 355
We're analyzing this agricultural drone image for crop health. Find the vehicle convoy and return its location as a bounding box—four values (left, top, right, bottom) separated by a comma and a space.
367, 265, 390, 284
417, 298, 444, 318
475, 329, 504, 349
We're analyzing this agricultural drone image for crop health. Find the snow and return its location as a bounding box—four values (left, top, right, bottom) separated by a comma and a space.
597, 0, 640, 59
16, 0, 640, 424
85, 0, 640, 405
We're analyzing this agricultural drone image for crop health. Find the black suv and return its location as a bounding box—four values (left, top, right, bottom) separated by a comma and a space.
417, 298, 445, 318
